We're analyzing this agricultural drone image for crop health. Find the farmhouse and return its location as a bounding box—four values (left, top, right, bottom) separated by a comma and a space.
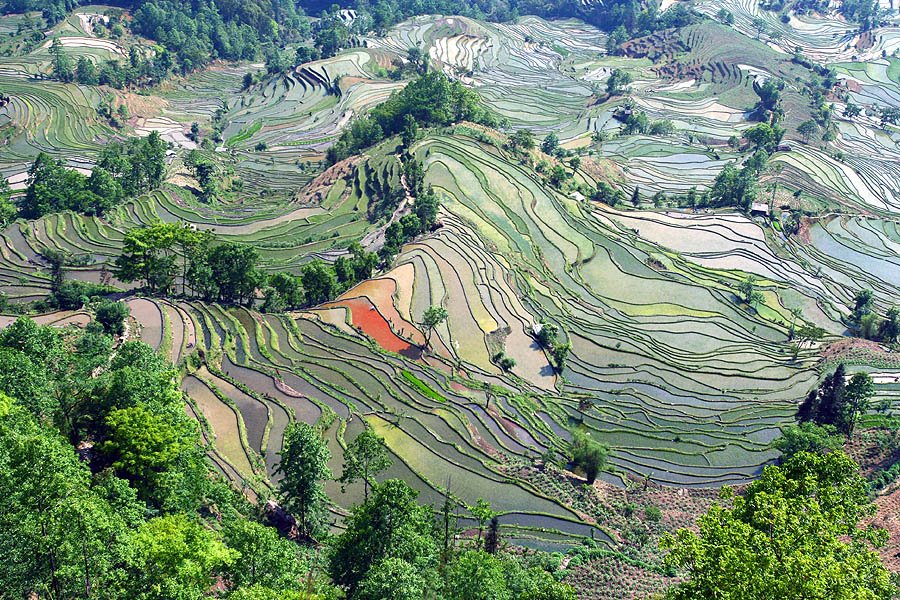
750, 202, 769, 216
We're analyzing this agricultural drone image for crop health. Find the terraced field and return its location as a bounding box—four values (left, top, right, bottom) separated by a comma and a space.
0, 75, 118, 179
5, 1, 900, 564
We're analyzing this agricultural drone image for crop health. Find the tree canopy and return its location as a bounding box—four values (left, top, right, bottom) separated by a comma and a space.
662, 450, 893, 600
20, 134, 166, 220
327, 72, 496, 164
277, 422, 332, 539
570, 429, 608, 485
339, 428, 392, 500
329, 478, 439, 595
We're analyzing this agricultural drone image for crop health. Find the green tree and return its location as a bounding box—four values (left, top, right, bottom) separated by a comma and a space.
661, 451, 893, 600
623, 111, 650, 135
551, 342, 571, 373
859, 309, 884, 339
184, 150, 217, 201
301, 260, 338, 306
844, 103, 863, 119
20, 152, 88, 218
95, 299, 130, 336
751, 78, 786, 123
102, 404, 190, 482
96, 132, 167, 196
328, 479, 439, 596
0, 395, 130, 598
327, 72, 493, 164
508, 129, 535, 151
445, 550, 511, 600
114, 221, 180, 294
175, 225, 213, 297
401, 113, 419, 149
0, 177, 15, 227
541, 132, 560, 155
222, 518, 305, 591
261, 285, 286, 313
606, 68, 633, 95
277, 422, 332, 539
339, 428, 392, 500
798, 364, 848, 430
87, 167, 124, 212
49, 37, 74, 82
414, 187, 439, 229
548, 164, 568, 187
851, 289, 875, 325
207, 242, 262, 305
399, 213, 422, 240
470, 498, 495, 548
707, 161, 759, 211
744, 123, 780, 153
514, 566, 577, 600
75, 55, 99, 84
648, 119, 676, 136
265, 272, 303, 311
227, 586, 314, 600
421, 305, 448, 349
878, 306, 900, 343
570, 429, 608, 485
606, 25, 628, 55
738, 275, 762, 304
125, 513, 237, 600
496, 353, 516, 372
0, 317, 65, 420
773, 422, 843, 460
751, 16, 768, 39
356, 557, 425, 600
797, 119, 820, 144
843, 372, 874, 436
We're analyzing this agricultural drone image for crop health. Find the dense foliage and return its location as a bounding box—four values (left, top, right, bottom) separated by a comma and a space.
797, 364, 875, 437
20, 132, 166, 219
847, 289, 900, 343
570, 429, 608, 485
773, 422, 843, 460
662, 450, 893, 599
6, 0, 311, 74
327, 478, 575, 599
771, 0, 881, 28
277, 421, 332, 539
327, 72, 495, 164
0, 315, 323, 598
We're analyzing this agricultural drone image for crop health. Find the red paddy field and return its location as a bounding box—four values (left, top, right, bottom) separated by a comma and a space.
324, 296, 422, 359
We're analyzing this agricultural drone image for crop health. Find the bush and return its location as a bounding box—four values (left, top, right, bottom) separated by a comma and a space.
95, 300, 130, 336
50, 281, 109, 310
644, 506, 662, 522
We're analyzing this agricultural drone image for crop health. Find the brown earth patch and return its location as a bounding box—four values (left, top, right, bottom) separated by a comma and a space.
292, 155, 361, 206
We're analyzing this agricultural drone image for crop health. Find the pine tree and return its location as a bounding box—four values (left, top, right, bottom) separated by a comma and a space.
484, 517, 500, 554
817, 364, 847, 427
797, 389, 819, 423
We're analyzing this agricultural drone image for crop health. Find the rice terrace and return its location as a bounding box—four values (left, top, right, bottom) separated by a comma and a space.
2, 0, 900, 598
